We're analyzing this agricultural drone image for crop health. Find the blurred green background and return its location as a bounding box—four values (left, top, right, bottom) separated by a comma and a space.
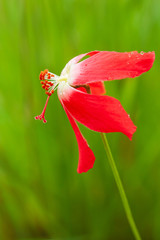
0, 0, 160, 239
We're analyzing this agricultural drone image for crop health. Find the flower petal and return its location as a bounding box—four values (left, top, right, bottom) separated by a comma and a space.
60, 100, 95, 173
61, 51, 99, 76
58, 84, 136, 140
76, 82, 106, 95
69, 51, 155, 86
89, 82, 106, 95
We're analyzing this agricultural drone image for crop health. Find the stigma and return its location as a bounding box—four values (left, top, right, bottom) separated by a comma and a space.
35, 96, 50, 123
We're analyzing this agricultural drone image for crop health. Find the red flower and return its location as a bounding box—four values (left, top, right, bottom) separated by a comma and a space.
35, 51, 155, 173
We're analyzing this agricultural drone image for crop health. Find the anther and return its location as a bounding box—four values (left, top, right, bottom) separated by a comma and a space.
39, 69, 56, 98
39, 69, 49, 80
47, 73, 51, 79
46, 92, 52, 96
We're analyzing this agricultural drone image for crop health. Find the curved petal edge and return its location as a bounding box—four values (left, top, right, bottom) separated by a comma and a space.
59, 84, 137, 140
69, 51, 155, 86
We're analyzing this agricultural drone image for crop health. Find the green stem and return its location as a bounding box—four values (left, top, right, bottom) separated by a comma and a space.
100, 133, 141, 240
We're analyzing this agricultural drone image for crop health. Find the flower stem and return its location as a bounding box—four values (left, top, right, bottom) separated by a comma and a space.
100, 133, 141, 240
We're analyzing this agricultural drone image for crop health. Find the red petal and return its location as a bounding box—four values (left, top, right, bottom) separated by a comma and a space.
76, 82, 106, 95
61, 51, 99, 76
76, 86, 87, 93
89, 82, 106, 95
61, 101, 95, 173
69, 50, 100, 64
59, 85, 137, 140
69, 51, 155, 85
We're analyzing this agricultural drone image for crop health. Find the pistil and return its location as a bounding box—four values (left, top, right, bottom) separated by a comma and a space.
35, 95, 51, 123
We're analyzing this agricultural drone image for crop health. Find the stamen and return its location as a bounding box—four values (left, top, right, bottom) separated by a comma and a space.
35, 69, 58, 123
48, 73, 51, 79
39, 69, 49, 80
39, 69, 57, 96
39, 69, 55, 81
35, 96, 50, 123
46, 89, 54, 96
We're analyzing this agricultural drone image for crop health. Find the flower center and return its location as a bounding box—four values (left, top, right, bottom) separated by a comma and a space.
57, 75, 68, 83
35, 68, 90, 123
